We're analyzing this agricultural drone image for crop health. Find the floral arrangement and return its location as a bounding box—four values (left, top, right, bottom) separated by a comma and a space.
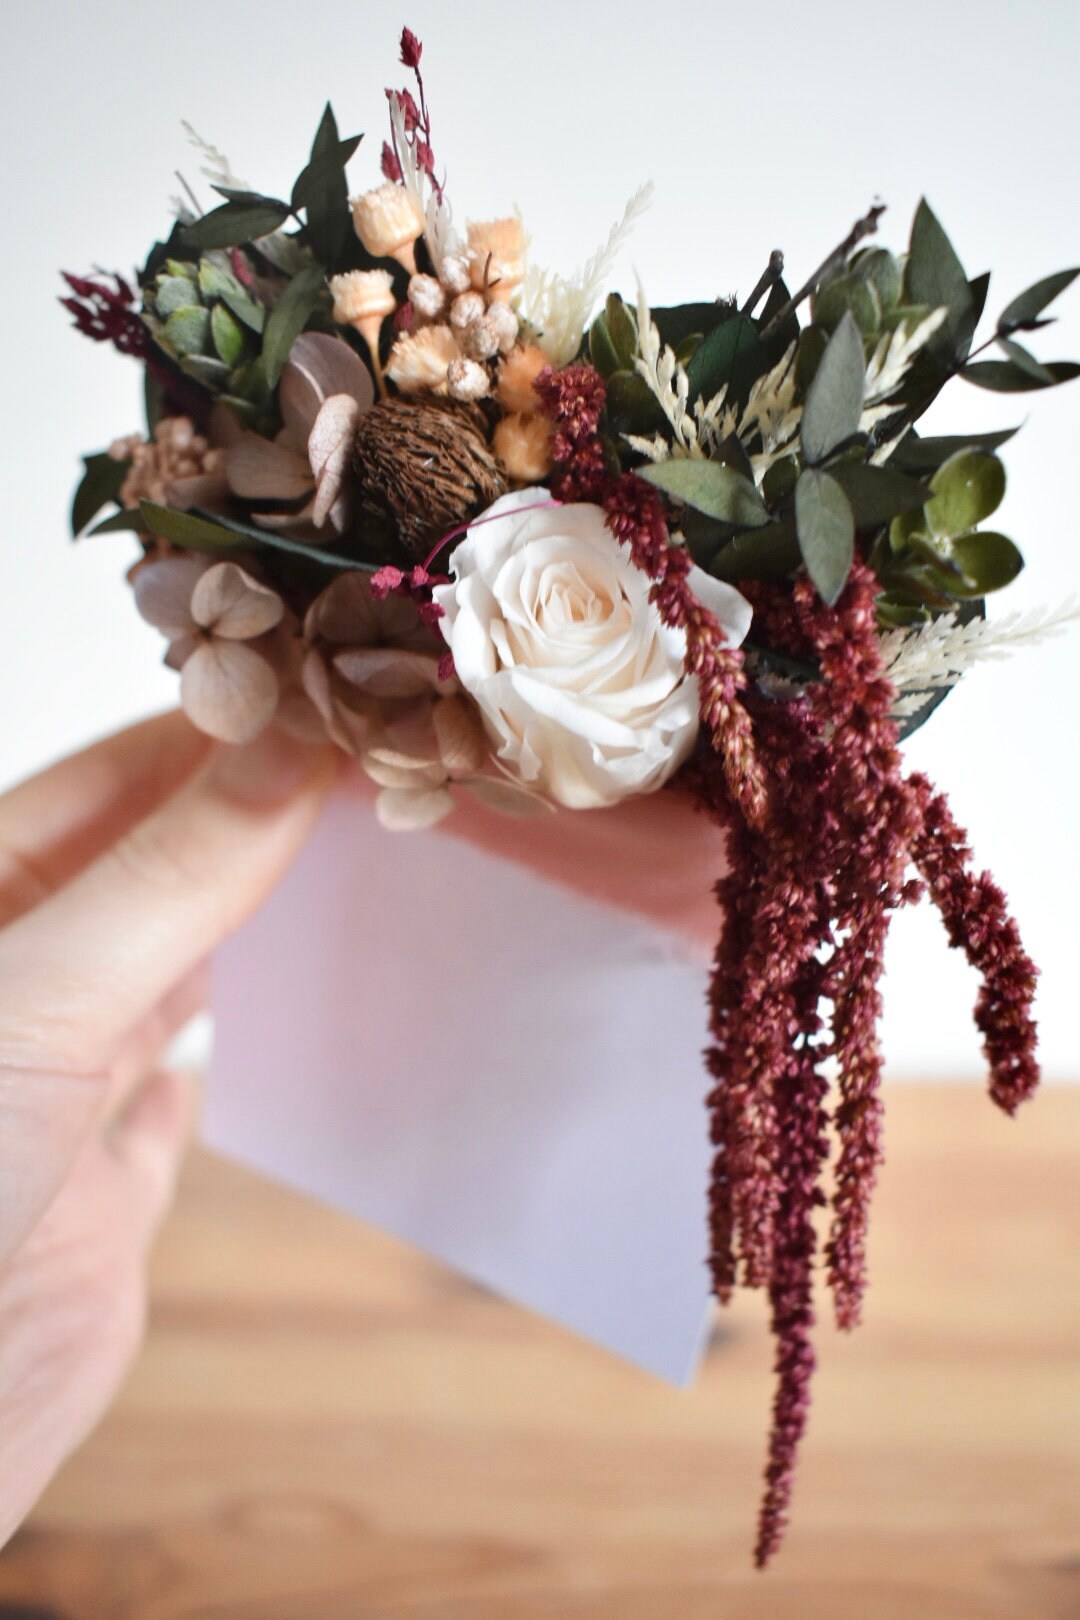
62, 25, 1077, 1565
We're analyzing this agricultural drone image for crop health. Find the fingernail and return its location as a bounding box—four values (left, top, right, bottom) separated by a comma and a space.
207, 726, 338, 807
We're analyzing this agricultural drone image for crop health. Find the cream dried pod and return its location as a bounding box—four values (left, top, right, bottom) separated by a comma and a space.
134, 554, 285, 743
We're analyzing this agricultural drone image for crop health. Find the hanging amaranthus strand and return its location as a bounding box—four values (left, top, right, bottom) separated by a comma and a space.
536, 360, 1042, 1566
534, 363, 768, 830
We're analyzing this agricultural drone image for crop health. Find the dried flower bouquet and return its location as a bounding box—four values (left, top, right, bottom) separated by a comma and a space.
62, 25, 1077, 1565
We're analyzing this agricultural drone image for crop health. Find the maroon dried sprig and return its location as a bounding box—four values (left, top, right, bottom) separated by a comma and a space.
59, 271, 148, 359
536, 364, 768, 830
383, 25, 444, 203
910, 775, 1040, 1115
542, 364, 1042, 1564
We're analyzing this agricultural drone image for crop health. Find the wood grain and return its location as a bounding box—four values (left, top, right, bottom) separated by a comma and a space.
2, 1083, 1077, 1619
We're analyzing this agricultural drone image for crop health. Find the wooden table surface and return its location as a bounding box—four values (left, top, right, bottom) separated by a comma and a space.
2, 1083, 1077, 1620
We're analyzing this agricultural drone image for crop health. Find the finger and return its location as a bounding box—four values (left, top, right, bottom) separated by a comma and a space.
105, 958, 211, 1116
106, 1065, 199, 1252
0, 1067, 197, 1552
0, 710, 210, 928
0, 727, 339, 1077
0, 970, 207, 1272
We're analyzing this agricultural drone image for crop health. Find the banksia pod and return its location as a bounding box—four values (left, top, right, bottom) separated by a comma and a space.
353, 397, 506, 555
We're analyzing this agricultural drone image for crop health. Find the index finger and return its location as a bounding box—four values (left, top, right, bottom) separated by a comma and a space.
0, 727, 338, 1079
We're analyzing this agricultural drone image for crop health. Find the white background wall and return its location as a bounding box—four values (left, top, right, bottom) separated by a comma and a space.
1, 0, 1077, 1078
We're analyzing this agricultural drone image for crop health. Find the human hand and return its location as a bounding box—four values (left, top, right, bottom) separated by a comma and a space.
0, 713, 338, 1546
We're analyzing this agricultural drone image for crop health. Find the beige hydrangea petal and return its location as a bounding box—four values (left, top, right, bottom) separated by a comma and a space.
275, 686, 332, 745
373, 785, 456, 831
226, 433, 313, 501
304, 571, 381, 647
133, 555, 209, 639
333, 646, 446, 699
164, 632, 200, 672
179, 639, 279, 744
301, 648, 372, 754
191, 562, 285, 639
466, 776, 555, 817
361, 750, 448, 790
308, 394, 361, 530
433, 695, 487, 775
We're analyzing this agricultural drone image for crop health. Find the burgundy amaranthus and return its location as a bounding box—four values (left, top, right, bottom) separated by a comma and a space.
539, 363, 1041, 1566
59, 271, 148, 358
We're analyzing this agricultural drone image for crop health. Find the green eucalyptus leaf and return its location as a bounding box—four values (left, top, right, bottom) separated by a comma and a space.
198, 255, 265, 332
652, 302, 733, 350
180, 199, 292, 251
813, 272, 881, 336
211, 186, 290, 209
800, 312, 866, 466
999, 267, 1079, 333
968, 270, 991, 329
949, 530, 1024, 594
762, 455, 799, 507
154, 275, 200, 317
686, 313, 757, 402
605, 369, 667, 434
638, 459, 770, 527
138, 502, 250, 554
795, 468, 855, 604
905, 199, 974, 361
87, 507, 147, 535
589, 312, 622, 378
996, 337, 1057, 385
261, 266, 328, 387
293, 104, 362, 269
827, 462, 930, 528
890, 426, 1018, 471
188, 506, 371, 570
710, 520, 800, 581
211, 303, 246, 368
163, 304, 211, 356
71, 452, 129, 537
925, 451, 1005, 537
961, 358, 1080, 392
291, 134, 363, 209
179, 352, 231, 386
605, 294, 638, 368
854, 248, 903, 312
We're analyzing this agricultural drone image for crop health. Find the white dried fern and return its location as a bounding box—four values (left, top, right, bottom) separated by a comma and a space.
882, 598, 1080, 701
519, 184, 653, 367
633, 282, 702, 456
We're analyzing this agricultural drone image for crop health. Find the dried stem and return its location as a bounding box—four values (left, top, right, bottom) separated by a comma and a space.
759, 203, 886, 339
742, 249, 785, 317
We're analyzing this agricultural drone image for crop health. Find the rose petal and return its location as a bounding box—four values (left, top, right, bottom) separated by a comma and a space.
133, 555, 209, 639
373, 785, 455, 831
180, 639, 279, 744
308, 394, 361, 530
686, 566, 753, 649
191, 562, 285, 639
226, 433, 313, 501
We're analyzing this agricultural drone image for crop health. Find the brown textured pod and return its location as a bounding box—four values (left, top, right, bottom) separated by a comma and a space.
352, 397, 506, 556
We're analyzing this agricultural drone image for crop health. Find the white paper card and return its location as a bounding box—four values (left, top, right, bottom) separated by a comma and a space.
207, 791, 715, 1384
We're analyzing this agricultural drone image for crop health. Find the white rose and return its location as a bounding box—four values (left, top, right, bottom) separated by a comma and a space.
432, 488, 752, 811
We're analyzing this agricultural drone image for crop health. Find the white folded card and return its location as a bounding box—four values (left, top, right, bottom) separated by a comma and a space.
207, 788, 717, 1384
